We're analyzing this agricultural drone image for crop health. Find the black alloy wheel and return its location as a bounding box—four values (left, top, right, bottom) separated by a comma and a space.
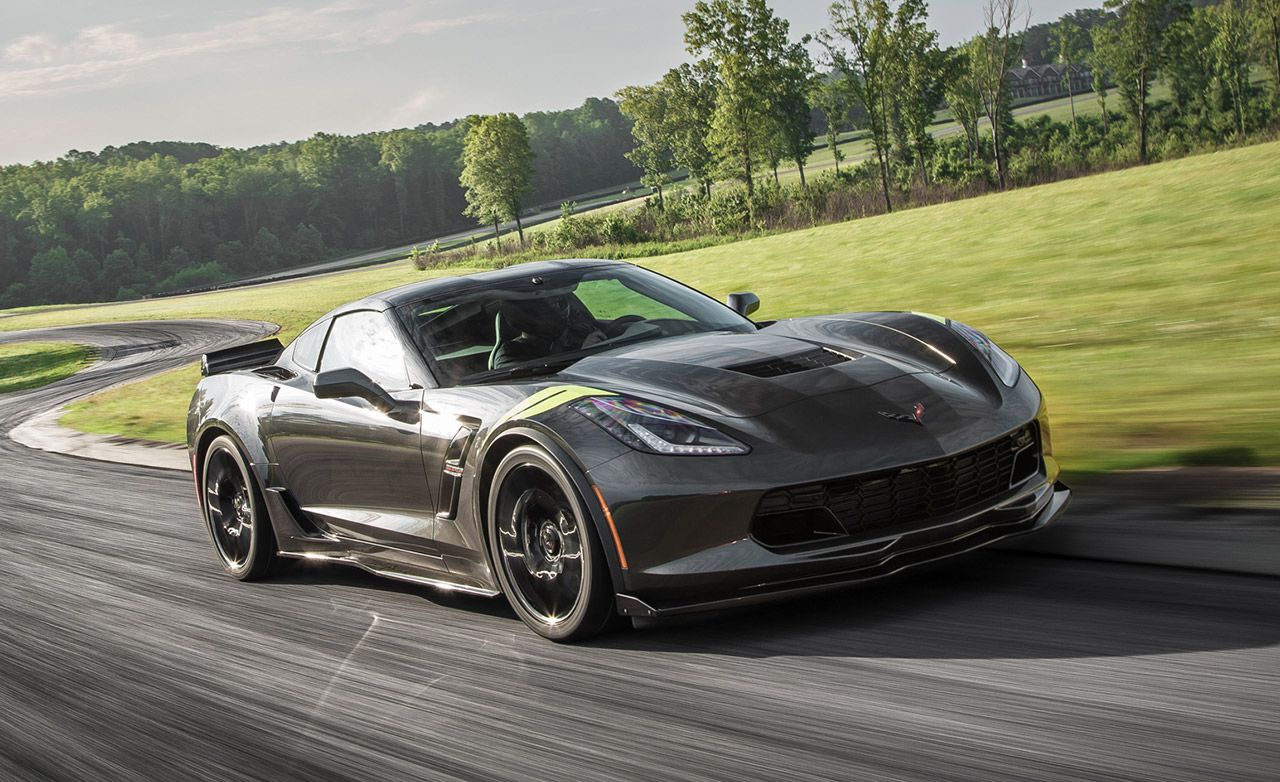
202, 435, 276, 580
489, 445, 617, 641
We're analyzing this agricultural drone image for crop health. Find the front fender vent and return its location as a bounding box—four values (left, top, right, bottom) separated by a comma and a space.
727, 347, 854, 378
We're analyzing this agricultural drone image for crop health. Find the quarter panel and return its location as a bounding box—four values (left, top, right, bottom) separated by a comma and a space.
188, 373, 276, 473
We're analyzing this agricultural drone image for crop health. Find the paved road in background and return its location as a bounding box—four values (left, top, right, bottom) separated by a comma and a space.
0, 321, 1277, 781
229, 188, 646, 288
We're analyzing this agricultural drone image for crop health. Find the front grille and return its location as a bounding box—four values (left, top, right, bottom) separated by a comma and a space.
754, 425, 1040, 544
727, 347, 852, 378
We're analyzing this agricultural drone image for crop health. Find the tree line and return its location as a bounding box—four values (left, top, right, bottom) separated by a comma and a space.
0, 99, 638, 307
608, 0, 1280, 217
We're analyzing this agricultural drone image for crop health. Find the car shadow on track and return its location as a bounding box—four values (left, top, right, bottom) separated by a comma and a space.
261, 551, 1280, 660
594, 551, 1280, 660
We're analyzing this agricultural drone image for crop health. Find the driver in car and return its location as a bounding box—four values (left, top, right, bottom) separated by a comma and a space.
491, 293, 608, 369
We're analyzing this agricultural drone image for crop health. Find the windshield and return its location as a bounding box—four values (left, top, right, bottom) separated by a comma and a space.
396, 264, 756, 387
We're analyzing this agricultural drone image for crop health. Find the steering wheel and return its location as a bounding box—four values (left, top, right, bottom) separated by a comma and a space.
604, 314, 646, 337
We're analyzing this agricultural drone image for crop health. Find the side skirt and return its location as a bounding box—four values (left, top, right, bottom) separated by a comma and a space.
277, 551, 501, 598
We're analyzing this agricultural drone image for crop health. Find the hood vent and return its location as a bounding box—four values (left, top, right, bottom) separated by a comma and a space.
726, 347, 855, 378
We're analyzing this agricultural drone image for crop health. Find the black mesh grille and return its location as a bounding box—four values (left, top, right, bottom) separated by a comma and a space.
755, 425, 1040, 540
727, 347, 851, 378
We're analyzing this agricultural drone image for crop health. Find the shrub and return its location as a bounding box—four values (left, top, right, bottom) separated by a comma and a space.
704, 187, 752, 234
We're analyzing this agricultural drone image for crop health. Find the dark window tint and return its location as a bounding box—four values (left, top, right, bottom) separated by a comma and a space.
396, 264, 755, 387
319, 311, 410, 390
290, 321, 329, 372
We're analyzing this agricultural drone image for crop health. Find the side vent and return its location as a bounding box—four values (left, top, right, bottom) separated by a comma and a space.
253, 366, 297, 381
436, 423, 478, 520
727, 347, 855, 378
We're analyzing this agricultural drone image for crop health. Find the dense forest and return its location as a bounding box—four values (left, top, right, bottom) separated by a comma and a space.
0, 99, 638, 307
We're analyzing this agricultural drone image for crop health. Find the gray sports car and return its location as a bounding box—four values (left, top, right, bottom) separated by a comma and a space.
189, 259, 1069, 641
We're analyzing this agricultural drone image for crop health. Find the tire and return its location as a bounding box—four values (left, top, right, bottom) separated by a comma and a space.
200, 435, 277, 581
487, 445, 618, 642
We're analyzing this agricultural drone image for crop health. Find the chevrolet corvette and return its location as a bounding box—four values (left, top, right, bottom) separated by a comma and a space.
189, 259, 1069, 641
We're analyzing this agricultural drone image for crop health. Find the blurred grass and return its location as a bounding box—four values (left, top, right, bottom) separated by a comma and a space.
8, 140, 1280, 472
62, 364, 202, 443
0, 342, 94, 394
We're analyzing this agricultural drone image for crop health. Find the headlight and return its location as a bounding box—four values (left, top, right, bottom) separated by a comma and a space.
571, 397, 750, 455
948, 320, 1021, 387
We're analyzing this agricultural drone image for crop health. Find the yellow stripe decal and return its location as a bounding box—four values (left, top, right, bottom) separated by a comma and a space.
497, 384, 612, 426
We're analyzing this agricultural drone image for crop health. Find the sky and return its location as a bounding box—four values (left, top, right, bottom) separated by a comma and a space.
1, 0, 1089, 166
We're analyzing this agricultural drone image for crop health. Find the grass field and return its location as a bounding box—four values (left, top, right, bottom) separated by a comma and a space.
0, 342, 94, 395
6, 140, 1280, 473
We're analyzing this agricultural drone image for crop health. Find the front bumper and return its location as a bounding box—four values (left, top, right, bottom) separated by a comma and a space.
613, 479, 1071, 618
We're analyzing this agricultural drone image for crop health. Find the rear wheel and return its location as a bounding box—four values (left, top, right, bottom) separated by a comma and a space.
488, 445, 618, 642
201, 435, 276, 580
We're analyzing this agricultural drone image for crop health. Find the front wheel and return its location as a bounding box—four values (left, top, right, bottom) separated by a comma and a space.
488, 445, 618, 642
201, 435, 277, 581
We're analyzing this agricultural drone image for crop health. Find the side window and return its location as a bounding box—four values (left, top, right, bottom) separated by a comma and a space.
319, 311, 410, 390
290, 321, 329, 372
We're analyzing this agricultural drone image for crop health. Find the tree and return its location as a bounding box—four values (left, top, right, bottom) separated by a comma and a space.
945, 42, 986, 165
164, 246, 191, 278
1209, 0, 1254, 139
289, 223, 324, 265
662, 62, 720, 196
1, 283, 28, 310
616, 83, 675, 208
1054, 15, 1088, 134
101, 248, 134, 290
1101, 0, 1188, 163
28, 246, 84, 304
296, 132, 377, 240
1259, 0, 1280, 97
810, 74, 852, 172
1090, 23, 1117, 134
459, 113, 536, 247
379, 130, 424, 237
1164, 7, 1219, 128
822, 0, 898, 211
972, 0, 1028, 188
684, 0, 798, 201
890, 0, 946, 183
252, 227, 285, 270
772, 39, 817, 187
1020, 9, 1112, 64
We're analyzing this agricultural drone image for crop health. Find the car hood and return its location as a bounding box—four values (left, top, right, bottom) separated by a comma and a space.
514, 313, 1035, 468
556, 322, 964, 420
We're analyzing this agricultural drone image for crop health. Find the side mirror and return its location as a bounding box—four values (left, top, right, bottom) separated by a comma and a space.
726, 291, 761, 318
314, 368, 398, 414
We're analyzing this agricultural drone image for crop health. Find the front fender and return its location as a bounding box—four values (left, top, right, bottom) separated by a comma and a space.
472, 419, 632, 595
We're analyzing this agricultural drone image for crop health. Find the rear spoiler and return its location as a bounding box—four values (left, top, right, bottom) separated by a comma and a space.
200, 338, 284, 377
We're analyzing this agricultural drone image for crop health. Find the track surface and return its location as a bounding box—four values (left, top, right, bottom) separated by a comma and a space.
0, 322, 1276, 781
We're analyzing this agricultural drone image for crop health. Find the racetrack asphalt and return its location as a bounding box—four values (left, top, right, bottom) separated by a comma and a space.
0, 321, 1276, 781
